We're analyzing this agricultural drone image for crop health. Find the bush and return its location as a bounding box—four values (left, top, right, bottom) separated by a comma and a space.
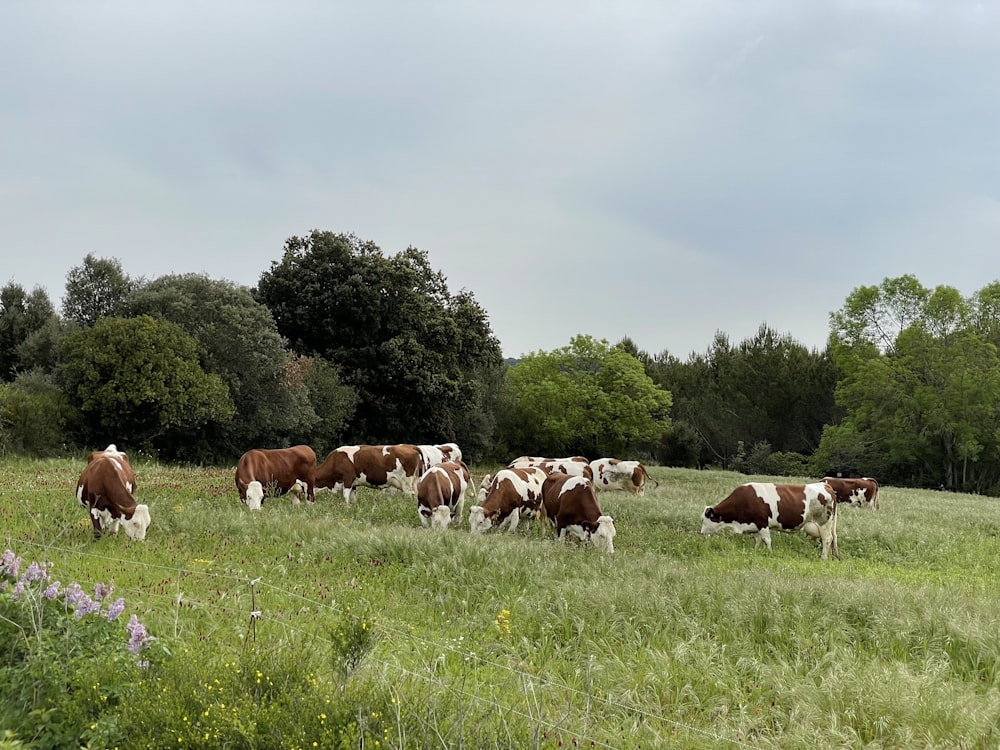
0, 549, 157, 749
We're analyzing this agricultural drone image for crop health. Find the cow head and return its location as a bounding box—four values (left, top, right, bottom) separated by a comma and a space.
468, 505, 492, 534
430, 505, 453, 531
122, 504, 151, 541
245, 480, 264, 511
591, 515, 616, 553
699, 506, 724, 536
288, 479, 308, 505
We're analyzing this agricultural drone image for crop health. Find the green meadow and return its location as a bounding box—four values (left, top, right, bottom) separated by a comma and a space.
3, 459, 1000, 749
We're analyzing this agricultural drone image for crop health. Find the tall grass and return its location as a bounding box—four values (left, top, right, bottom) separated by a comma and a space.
3, 458, 1000, 748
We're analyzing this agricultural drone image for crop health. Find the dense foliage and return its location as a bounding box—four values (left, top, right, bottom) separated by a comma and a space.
499, 334, 672, 458
255, 231, 505, 458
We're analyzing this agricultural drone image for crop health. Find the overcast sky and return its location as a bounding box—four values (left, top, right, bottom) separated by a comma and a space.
2, 1, 998, 359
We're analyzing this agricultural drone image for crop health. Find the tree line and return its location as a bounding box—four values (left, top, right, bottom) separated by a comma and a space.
2, 232, 999, 494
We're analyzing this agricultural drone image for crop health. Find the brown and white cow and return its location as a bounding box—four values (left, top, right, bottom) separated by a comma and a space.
823, 476, 880, 510
76, 445, 151, 541
508, 455, 589, 469
417, 460, 471, 529
700, 481, 839, 560
316, 444, 423, 504
235, 445, 317, 510
469, 466, 547, 534
418, 442, 464, 470
541, 473, 616, 553
589, 458, 657, 496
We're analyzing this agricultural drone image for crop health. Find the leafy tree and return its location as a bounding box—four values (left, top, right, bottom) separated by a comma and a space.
125, 274, 355, 460
0, 371, 78, 457
255, 231, 504, 455
0, 283, 59, 380
648, 325, 838, 469
282, 353, 359, 457
62, 254, 139, 327
58, 315, 234, 451
500, 335, 672, 458
828, 276, 1000, 492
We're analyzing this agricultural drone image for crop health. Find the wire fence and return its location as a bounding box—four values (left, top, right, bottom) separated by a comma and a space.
3, 532, 752, 749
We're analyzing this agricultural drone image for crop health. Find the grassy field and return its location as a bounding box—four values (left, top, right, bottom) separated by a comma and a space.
3, 458, 1000, 749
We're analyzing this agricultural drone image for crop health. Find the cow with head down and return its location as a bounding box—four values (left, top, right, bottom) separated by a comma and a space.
316, 444, 423, 504
235, 445, 317, 510
589, 458, 656, 496
823, 476, 880, 510
76, 444, 151, 541
418, 442, 464, 469
700, 481, 839, 560
541, 473, 616, 553
417, 460, 471, 529
469, 466, 547, 534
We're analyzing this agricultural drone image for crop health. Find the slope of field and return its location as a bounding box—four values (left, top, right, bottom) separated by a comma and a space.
3, 459, 1000, 748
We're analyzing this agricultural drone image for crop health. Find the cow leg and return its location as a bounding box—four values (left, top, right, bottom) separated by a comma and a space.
90, 513, 103, 540
755, 528, 773, 550
505, 507, 521, 533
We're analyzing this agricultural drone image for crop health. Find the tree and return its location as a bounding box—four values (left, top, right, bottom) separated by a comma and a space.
500, 335, 672, 458
648, 325, 838, 469
254, 231, 504, 454
58, 315, 234, 451
0, 283, 59, 380
0, 371, 78, 457
62, 254, 139, 327
828, 276, 1000, 492
125, 274, 355, 460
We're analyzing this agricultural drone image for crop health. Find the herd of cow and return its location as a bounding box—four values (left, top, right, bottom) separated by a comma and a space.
74, 442, 879, 560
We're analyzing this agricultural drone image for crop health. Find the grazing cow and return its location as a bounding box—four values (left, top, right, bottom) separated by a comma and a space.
823, 476, 880, 510
76, 446, 151, 541
541, 474, 616, 553
508, 455, 589, 469
589, 458, 657, 495
417, 460, 471, 529
316, 444, 423, 504
700, 481, 839, 560
469, 467, 547, 534
417, 442, 464, 470
235, 445, 317, 511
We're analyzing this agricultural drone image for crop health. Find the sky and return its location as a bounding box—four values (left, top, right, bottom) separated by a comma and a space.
2, 1, 998, 360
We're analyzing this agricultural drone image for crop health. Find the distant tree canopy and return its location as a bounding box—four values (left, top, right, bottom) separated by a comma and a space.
0, 283, 59, 381
255, 231, 505, 457
62, 254, 139, 328
500, 335, 672, 458
58, 315, 234, 451
821, 275, 1000, 492
646, 324, 839, 471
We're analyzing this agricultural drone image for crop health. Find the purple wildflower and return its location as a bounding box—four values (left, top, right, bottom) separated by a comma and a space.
10, 581, 25, 600
106, 597, 126, 622
1, 550, 21, 578
126, 614, 150, 654
43, 581, 62, 600
20, 561, 49, 585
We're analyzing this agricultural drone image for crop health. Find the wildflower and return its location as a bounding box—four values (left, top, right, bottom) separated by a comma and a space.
43, 581, 62, 600
1, 550, 22, 578
126, 614, 151, 654
106, 597, 126, 622
20, 561, 49, 584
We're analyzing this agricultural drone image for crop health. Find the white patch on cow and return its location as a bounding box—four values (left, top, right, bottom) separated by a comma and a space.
91, 506, 115, 531
498, 506, 520, 533
122, 504, 151, 541
469, 506, 490, 534
419, 445, 445, 468
560, 476, 589, 495
245, 480, 264, 511
430, 505, 453, 530
699, 507, 762, 540
287, 479, 307, 505
76, 485, 86, 506
592, 515, 616, 553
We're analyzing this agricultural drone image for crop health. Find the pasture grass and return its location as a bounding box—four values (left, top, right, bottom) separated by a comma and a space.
3, 458, 1000, 748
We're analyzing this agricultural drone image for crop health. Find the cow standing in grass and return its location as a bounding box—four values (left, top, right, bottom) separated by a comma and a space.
417, 460, 471, 529
235, 445, 317, 510
589, 458, 656, 496
700, 481, 839, 560
316, 444, 423, 504
541, 473, 616, 553
77, 445, 151, 541
469, 467, 547, 534
823, 476, 880, 510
